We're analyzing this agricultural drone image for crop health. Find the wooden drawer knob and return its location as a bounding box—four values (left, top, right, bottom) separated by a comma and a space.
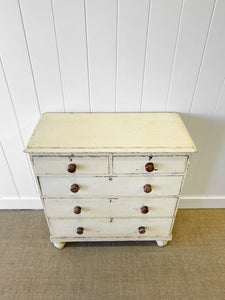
143, 184, 152, 193
76, 227, 84, 235
145, 162, 154, 172
138, 226, 146, 234
140, 206, 149, 214
67, 163, 76, 173
70, 184, 80, 193
74, 206, 81, 214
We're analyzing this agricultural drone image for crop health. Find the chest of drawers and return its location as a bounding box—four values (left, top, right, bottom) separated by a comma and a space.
25, 113, 196, 249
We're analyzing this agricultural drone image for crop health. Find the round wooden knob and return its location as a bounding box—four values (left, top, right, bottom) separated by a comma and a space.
143, 184, 152, 193
76, 227, 84, 235
138, 226, 146, 234
70, 184, 80, 193
67, 163, 76, 173
74, 206, 81, 214
145, 162, 154, 172
140, 206, 149, 214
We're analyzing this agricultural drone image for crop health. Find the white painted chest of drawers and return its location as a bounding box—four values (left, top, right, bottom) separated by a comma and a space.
25, 113, 196, 249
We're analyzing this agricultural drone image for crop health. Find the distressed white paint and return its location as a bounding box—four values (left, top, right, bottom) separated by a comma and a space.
0, 0, 225, 208
44, 197, 178, 218
156, 240, 168, 247
53, 242, 65, 249
113, 155, 187, 174
27, 113, 193, 247
1, 197, 224, 210
33, 155, 109, 175
39, 175, 183, 197
49, 217, 173, 239
24, 113, 196, 153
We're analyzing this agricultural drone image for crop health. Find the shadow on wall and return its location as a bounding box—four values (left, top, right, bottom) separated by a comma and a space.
180, 113, 225, 197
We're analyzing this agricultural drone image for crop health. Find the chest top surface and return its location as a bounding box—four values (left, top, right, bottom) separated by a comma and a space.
25, 113, 197, 154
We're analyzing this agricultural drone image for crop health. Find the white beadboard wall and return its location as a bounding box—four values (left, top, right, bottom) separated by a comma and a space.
0, 0, 225, 209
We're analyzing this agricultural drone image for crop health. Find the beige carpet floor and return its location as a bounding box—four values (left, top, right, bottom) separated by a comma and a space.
0, 210, 224, 300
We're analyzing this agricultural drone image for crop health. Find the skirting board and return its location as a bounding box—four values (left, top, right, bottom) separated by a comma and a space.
0, 197, 225, 209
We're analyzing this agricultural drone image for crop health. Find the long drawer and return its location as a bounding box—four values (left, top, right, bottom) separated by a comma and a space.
39, 175, 183, 197
44, 197, 177, 218
33, 156, 109, 175
49, 218, 173, 238
113, 155, 187, 174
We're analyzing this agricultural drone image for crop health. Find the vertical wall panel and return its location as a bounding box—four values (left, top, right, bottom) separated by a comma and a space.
0, 0, 40, 145
116, 0, 150, 111
0, 62, 38, 197
141, 0, 182, 111
19, 0, 65, 112
206, 82, 225, 195
53, 0, 90, 112
189, 0, 225, 118
85, 0, 117, 112
166, 0, 215, 120
0, 0, 225, 207
183, 0, 225, 197
0, 143, 18, 198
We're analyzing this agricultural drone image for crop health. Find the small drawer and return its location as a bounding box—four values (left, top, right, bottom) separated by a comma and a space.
113, 155, 187, 174
44, 197, 177, 218
39, 175, 183, 197
49, 218, 173, 238
33, 156, 109, 175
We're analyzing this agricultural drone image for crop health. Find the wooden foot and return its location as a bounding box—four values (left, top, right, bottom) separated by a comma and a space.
156, 240, 168, 247
53, 242, 66, 249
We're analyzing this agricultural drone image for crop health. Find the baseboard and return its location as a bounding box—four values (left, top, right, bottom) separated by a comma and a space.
0, 196, 224, 209
0, 198, 43, 209
179, 196, 225, 209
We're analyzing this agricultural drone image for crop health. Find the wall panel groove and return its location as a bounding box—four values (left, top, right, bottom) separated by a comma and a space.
212, 77, 225, 119
19, 0, 65, 113
50, 0, 66, 112
139, 0, 151, 112
0, 0, 224, 207
0, 142, 19, 198
0, 0, 41, 144
141, 0, 183, 112
187, 0, 217, 124
17, 0, 41, 116
84, 0, 92, 112
0, 58, 38, 197
0, 57, 39, 196
85, 0, 117, 112
182, 0, 225, 197
165, 0, 216, 124
116, 0, 150, 111
52, 0, 90, 112
114, 0, 118, 112
165, 0, 184, 111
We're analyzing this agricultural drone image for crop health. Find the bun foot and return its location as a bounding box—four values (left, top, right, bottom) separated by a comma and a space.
156, 240, 168, 247
53, 242, 66, 249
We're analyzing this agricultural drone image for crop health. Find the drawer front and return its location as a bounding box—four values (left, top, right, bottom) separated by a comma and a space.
44, 197, 177, 218
39, 175, 183, 197
33, 156, 109, 175
113, 155, 187, 174
49, 218, 173, 238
